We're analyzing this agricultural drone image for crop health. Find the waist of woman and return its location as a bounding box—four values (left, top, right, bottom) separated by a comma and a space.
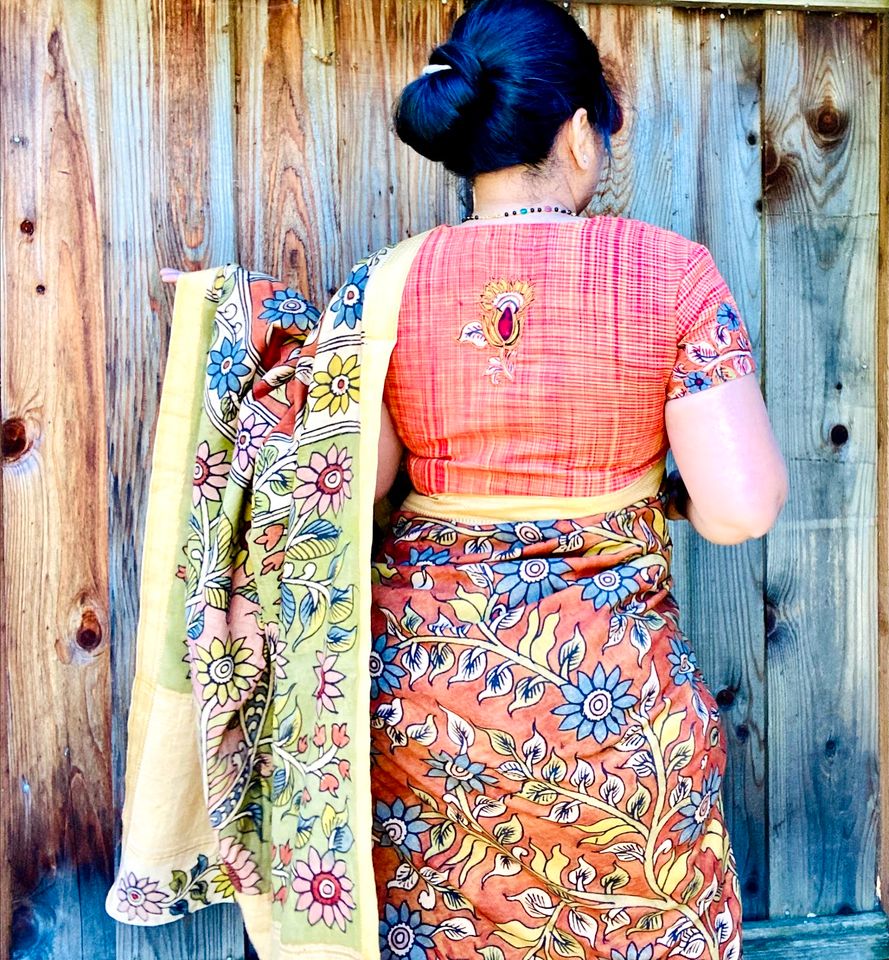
399, 458, 666, 524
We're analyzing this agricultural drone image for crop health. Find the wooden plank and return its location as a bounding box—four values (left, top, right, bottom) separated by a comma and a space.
233, 0, 343, 305
877, 10, 889, 918
743, 910, 889, 959
667, 8, 768, 920
0, 0, 114, 956
334, 0, 460, 266
98, 0, 244, 956
581, 4, 675, 226
575, 0, 889, 13
763, 10, 881, 916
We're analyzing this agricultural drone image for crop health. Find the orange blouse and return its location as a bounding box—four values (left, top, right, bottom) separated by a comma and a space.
384, 215, 757, 499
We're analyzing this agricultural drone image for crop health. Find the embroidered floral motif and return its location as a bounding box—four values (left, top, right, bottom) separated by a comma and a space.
667, 298, 756, 400
458, 278, 535, 385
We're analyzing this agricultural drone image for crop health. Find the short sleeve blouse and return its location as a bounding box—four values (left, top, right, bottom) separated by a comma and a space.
666, 243, 757, 400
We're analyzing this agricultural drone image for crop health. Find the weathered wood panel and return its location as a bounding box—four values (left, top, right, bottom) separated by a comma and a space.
763, 11, 881, 916
99, 0, 245, 956
668, 9, 768, 920
334, 0, 460, 264
878, 8, 889, 918
0, 1, 113, 956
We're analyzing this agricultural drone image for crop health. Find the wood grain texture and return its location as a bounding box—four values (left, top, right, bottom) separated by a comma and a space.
763, 10, 881, 917
334, 0, 460, 266
878, 9, 889, 918
581, 4, 675, 226
575, 0, 889, 11
99, 0, 243, 956
668, 9, 768, 920
1, 1, 113, 956
234, 0, 344, 304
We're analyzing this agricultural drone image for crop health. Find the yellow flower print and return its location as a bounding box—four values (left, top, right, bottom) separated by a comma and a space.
193, 635, 260, 707
479, 278, 534, 348
309, 354, 360, 416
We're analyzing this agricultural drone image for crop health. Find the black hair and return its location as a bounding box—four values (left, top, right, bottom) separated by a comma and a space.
393, 0, 622, 181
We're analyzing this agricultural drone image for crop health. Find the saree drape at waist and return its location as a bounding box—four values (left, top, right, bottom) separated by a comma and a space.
367, 492, 744, 960
108, 230, 436, 960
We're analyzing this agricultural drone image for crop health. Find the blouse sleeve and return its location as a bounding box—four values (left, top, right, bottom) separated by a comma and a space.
665, 242, 758, 401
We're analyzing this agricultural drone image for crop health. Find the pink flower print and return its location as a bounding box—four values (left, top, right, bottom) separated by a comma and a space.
293, 446, 353, 516
314, 651, 345, 714
212, 836, 262, 897
233, 412, 267, 471
192, 440, 228, 506
292, 847, 355, 930
117, 872, 165, 921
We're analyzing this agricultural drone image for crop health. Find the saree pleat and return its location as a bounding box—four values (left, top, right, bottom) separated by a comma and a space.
369, 493, 743, 960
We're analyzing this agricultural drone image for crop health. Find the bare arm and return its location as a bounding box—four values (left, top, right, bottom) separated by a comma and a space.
664, 374, 788, 544
376, 402, 404, 503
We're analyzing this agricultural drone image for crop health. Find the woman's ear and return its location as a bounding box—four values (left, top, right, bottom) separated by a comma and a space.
565, 107, 596, 171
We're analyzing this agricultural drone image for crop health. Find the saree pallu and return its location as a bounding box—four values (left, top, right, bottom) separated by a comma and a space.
368, 492, 743, 960
108, 229, 436, 960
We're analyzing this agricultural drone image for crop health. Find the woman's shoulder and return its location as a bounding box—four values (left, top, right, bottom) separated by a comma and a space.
590, 214, 698, 260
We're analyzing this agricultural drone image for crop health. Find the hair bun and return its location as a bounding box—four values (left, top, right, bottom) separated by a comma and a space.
429, 40, 483, 87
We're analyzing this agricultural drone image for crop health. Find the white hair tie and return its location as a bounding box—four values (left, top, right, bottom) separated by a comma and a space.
422, 63, 453, 76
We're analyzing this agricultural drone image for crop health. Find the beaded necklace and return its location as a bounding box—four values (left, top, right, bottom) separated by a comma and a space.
461, 203, 578, 222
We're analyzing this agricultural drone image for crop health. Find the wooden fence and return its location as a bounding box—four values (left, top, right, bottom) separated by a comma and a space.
1, 1, 887, 957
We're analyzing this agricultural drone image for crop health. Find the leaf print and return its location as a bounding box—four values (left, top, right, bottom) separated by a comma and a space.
508, 675, 547, 713
521, 725, 547, 766
540, 749, 568, 783
427, 644, 455, 682
686, 342, 720, 365
451, 647, 487, 684
442, 706, 475, 750
517, 780, 558, 805
386, 863, 418, 891
637, 660, 660, 717
626, 783, 652, 819
457, 320, 487, 349
482, 727, 518, 758
557, 626, 586, 678
543, 799, 580, 825
448, 585, 488, 624
492, 814, 524, 845
603, 841, 646, 863
402, 643, 429, 686
529, 842, 570, 885
506, 887, 555, 918
601, 864, 630, 894
437, 917, 477, 941
405, 714, 438, 746
478, 662, 514, 703
493, 920, 546, 949
629, 619, 651, 664
481, 854, 522, 884
478, 949, 506, 960
428, 821, 456, 855
599, 772, 625, 806
472, 795, 507, 818
550, 929, 586, 959
569, 757, 595, 791
567, 909, 598, 948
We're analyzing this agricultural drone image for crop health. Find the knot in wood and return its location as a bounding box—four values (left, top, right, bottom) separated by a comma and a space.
806, 101, 848, 145
76, 609, 103, 652
1, 417, 30, 461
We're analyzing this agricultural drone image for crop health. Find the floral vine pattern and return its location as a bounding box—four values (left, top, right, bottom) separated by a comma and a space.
113, 242, 398, 953
369, 497, 743, 959
666, 298, 756, 400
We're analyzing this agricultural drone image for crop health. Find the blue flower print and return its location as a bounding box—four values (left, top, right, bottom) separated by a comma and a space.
492, 558, 570, 607
716, 300, 741, 331
259, 288, 320, 332
374, 798, 427, 853
407, 546, 451, 567
672, 767, 722, 842
379, 902, 435, 960
208, 337, 250, 398
369, 633, 405, 699
683, 371, 712, 393
610, 944, 654, 960
580, 565, 638, 610
553, 662, 638, 743
424, 749, 496, 794
667, 636, 698, 686
330, 263, 369, 330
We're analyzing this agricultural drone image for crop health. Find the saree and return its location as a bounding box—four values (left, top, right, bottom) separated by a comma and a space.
108, 227, 434, 959
368, 492, 745, 960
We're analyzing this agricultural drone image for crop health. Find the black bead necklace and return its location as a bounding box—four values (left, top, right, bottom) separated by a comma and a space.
462, 203, 578, 222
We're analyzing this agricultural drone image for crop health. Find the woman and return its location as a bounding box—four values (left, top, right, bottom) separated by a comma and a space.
366, 2, 787, 959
